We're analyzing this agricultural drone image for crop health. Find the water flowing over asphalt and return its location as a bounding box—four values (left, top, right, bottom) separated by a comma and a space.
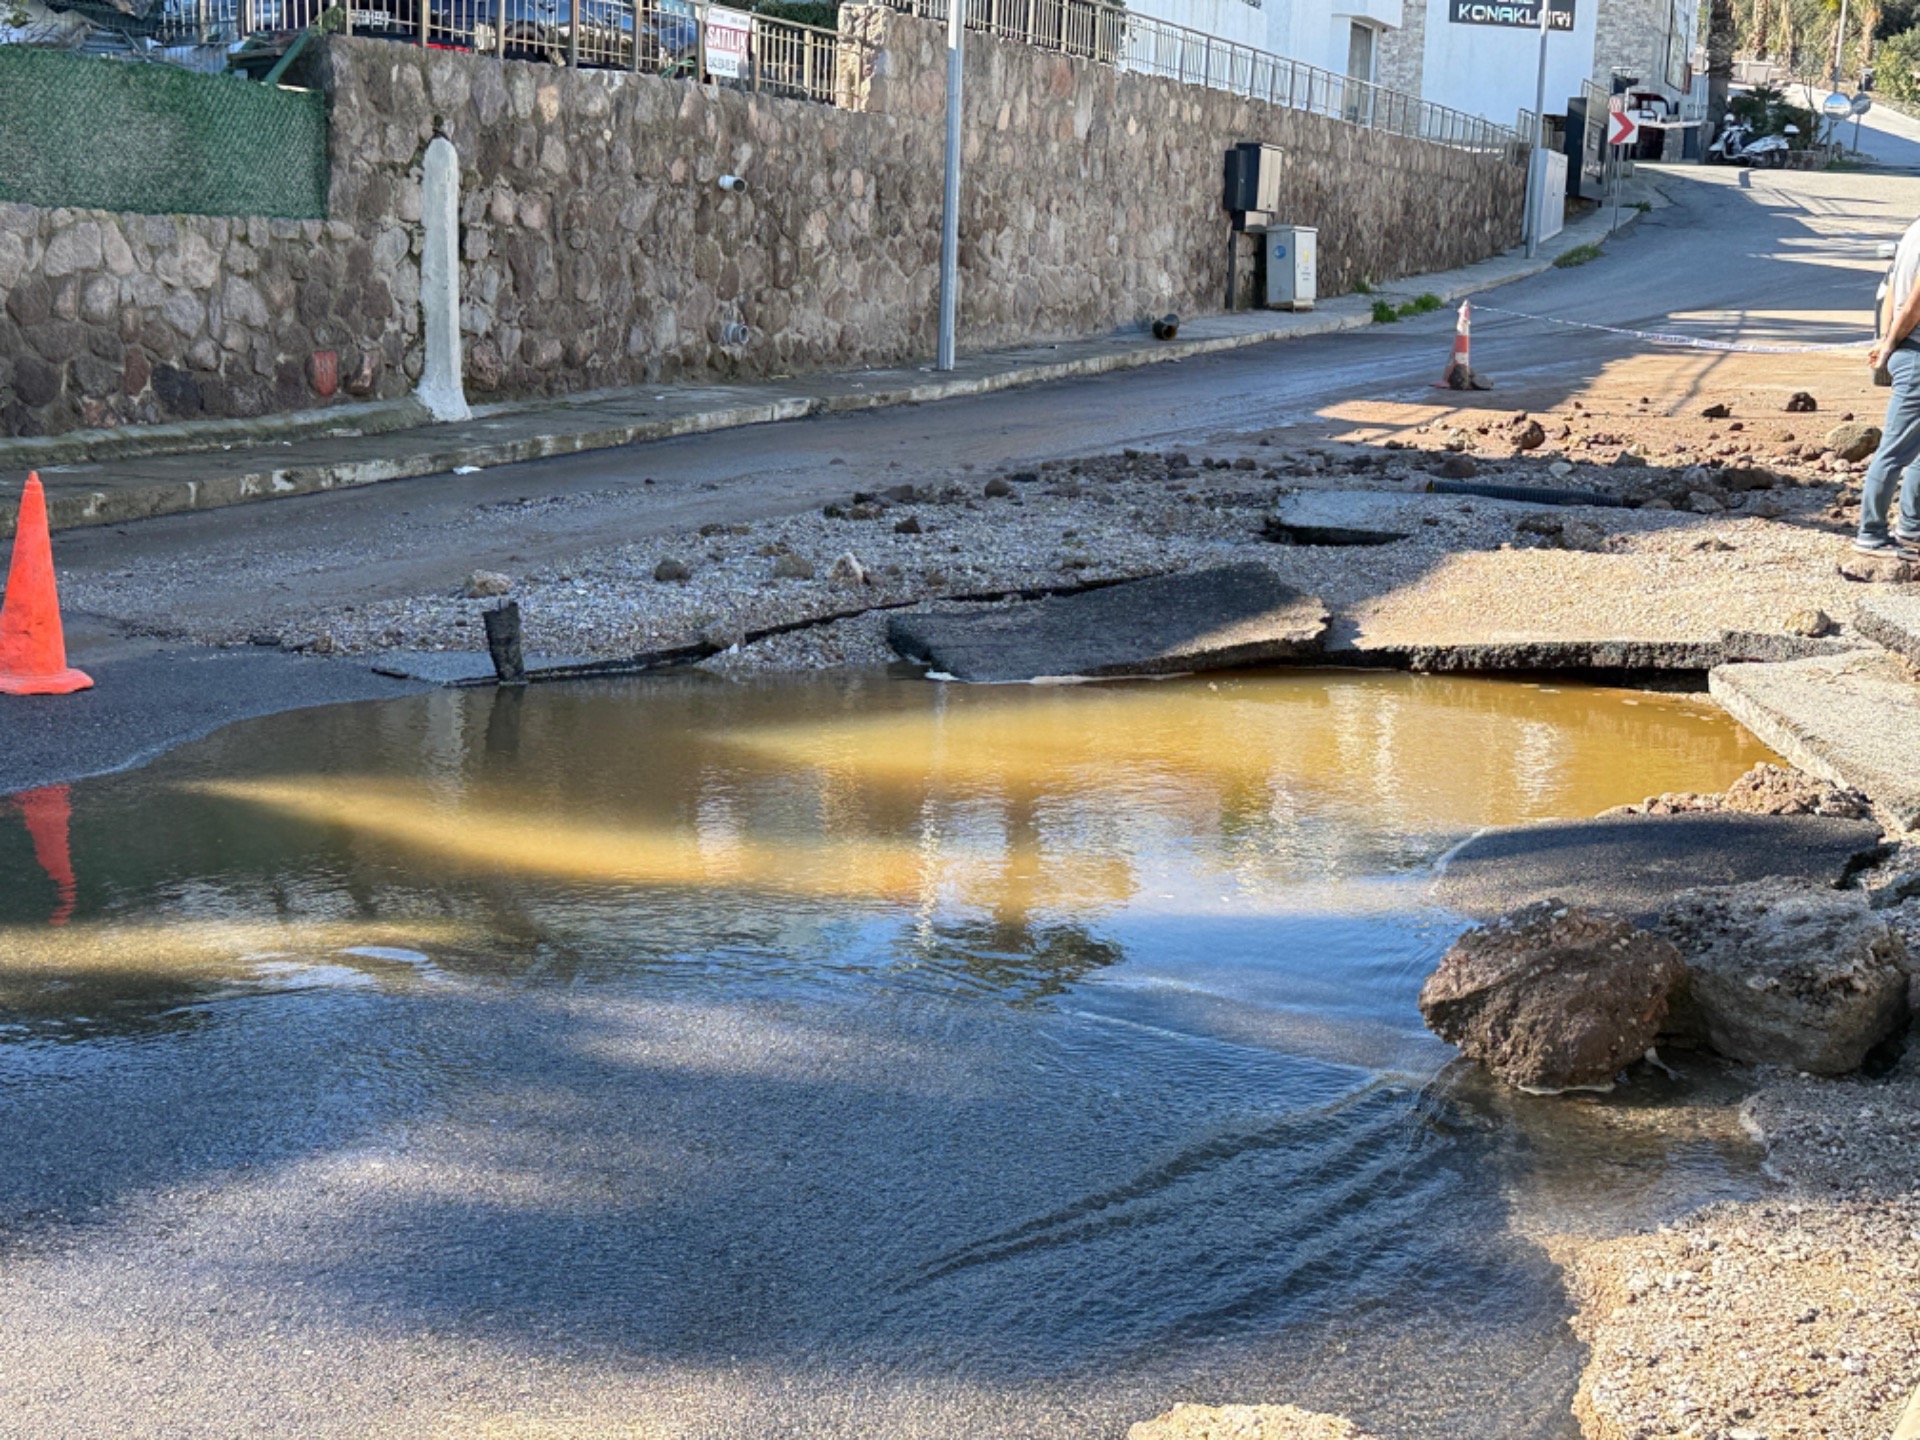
0, 671, 1778, 1439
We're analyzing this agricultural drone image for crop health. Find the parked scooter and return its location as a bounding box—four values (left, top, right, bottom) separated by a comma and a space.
1737, 125, 1799, 167
1706, 115, 1751, 163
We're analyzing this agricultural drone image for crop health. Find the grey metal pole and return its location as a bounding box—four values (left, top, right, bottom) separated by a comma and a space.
1524, 4, 1549, 258
935, 0, 964, 372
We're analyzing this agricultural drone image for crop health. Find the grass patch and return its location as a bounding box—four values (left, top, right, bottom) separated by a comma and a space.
1354, 278, 1376, 295
1553, 242, 1603, 269
1632, 200, 1651, 212
1371, 293, 1443, 323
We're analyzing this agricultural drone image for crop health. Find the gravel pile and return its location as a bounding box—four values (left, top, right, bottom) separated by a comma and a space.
214, 443, 1869, 676
1567, 1049, 1920, 1440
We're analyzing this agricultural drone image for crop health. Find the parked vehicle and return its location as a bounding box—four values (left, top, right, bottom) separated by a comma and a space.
1743, 127, 1797, 168
222, 0, 696, 72
1705, 114, 1750, 163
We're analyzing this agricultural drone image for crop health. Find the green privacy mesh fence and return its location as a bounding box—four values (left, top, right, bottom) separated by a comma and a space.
0, 47, 327, 218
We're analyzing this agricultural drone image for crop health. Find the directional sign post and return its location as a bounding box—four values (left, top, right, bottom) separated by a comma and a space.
1606, 103, 1636, 234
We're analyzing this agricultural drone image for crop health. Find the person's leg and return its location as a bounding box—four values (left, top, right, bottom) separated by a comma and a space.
1859, 347, 1920, 543
1897, 446, 1920, 539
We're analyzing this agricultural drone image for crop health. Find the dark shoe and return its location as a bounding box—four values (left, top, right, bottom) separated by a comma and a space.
1856, 534, 1903, 555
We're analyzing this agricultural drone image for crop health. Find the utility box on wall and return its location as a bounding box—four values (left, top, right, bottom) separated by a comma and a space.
1223, 142, 1284, 227
1264, 226, 1316, 311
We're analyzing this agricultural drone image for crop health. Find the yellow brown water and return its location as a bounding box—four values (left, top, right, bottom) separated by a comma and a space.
0, 670, 1777, 1439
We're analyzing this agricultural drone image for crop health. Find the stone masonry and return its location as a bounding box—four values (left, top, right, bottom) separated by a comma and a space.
0, 11, 1524, 436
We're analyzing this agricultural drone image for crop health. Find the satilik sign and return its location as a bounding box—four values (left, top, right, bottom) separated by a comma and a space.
1449, 0, 1574, 29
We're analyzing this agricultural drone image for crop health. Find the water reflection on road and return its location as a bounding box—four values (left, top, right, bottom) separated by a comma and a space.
0, 670, 1776, 1439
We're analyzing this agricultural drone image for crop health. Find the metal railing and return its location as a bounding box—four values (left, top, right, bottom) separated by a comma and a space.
874, 0, 1521, 153
121, 0, 856, 105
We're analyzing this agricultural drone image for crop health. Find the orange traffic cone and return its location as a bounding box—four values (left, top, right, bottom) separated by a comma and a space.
0, 474, 92, 696
12, 785, 77, 926
1440, 301, 1473, 389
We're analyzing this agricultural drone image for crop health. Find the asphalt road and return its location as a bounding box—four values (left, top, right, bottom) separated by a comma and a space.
10, 160, 1918, 792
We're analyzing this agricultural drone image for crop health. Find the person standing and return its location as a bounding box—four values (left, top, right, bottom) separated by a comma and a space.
1859, 214, 1920, 554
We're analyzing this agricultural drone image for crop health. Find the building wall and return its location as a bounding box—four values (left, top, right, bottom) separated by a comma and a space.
1269, 0, 1405, 80
0, 12, 1525, 437
1592, 0, 1692, 101
1374, 0, 1427, 95
1417, 0, 1598, 126
1130, 0, 1269, 52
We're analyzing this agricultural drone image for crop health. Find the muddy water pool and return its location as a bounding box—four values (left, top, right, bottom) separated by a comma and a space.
0, 670, 1780, 1439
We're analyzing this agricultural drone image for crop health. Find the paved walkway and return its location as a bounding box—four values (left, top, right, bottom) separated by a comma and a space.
0, 190, 1649, 538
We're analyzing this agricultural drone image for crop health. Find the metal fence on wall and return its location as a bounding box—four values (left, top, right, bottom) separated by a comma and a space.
109, 0, 855, 105
872, 0, 1521, 153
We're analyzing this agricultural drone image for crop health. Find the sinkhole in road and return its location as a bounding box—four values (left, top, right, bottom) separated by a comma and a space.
0, 669, 1782, 1439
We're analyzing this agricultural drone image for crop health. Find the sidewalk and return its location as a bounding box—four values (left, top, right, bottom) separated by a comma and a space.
1, 188, 1653, 538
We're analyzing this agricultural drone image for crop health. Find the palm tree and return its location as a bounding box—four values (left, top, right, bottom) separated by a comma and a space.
1708, 0, 1736, 136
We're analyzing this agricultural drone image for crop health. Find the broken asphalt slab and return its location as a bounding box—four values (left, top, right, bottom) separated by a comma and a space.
1433, 812, 1886, 924
1266, 487, 1624, 547
1852, 591, 1920, 667
887, 564, 1329, 682
1711, 649, 1920, 831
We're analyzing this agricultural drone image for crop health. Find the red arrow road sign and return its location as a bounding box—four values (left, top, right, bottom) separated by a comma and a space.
1608, 109, 1639, 146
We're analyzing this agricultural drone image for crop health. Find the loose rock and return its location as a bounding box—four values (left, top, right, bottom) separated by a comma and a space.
1656, 877, 1910, 1073
1128, 1404, 1381, 1440
1826, 421, 1883, 463
1418, 900, 1684, 1092
1783, 606, 1834, 638
653, 558, 691, 583
463, 570, 512, 598
827, 552, 869, 588
770, 554, 816, 580
983, 476, 1014, 498
1837, 553, 1920, 584
1786, 390, 1818, 412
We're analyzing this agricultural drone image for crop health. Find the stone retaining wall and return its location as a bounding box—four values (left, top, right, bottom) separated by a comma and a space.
0, 15, 1524, 437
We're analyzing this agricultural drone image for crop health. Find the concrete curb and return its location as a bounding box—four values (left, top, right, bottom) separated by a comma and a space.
4, 200, 1648, 538
0, 397, 431, 472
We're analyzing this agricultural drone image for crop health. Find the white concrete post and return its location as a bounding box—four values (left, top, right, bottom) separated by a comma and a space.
418, 136, 472, 424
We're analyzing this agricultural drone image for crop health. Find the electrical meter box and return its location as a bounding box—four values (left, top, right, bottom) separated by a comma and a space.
1222, 142, 1284, 226
1264, 226, 1316, 311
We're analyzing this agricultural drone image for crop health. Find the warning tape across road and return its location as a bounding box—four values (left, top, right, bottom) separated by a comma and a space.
1467, 302, 1873, 356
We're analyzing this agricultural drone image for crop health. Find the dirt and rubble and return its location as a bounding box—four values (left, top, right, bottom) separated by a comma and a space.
56, 383, 1905, 681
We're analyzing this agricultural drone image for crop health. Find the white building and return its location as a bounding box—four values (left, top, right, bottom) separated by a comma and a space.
1134, 0, 1695, 132
1265, 0, 1405, 92
1378, 0, 1696, 128
1126, 0, 1270, 53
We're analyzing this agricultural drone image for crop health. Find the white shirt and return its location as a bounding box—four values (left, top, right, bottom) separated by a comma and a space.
1887, 216, 1920, 337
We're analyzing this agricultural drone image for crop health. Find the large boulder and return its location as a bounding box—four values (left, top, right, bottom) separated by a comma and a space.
1656, 877, 1910, 1074
1419, 900, 1684, 1092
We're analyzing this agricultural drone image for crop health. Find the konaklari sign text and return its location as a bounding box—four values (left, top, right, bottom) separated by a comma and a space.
1449, 0, 1575, 28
